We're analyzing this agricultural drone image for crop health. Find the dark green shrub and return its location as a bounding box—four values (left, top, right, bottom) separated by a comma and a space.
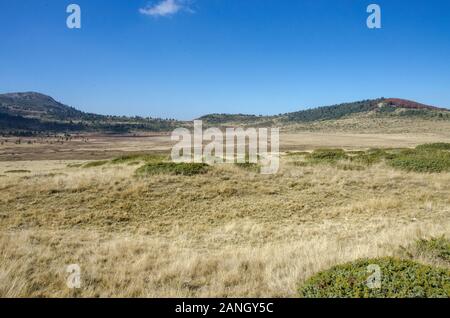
83, 160, 108, 168
111, 154, 167, 164
299, 257, 450, 298
235, 162, 260, 172
135, 162, 209, 176
415, 237, 450, 263
288, 145, 450, 173
4, 169, 31, 174
351, 149, 393, 165
388, 150, 450, 173
307, 149, 348, 163
416, 143, 450, 151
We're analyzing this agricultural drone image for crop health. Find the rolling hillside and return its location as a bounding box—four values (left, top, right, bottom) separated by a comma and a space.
1, 92, 449, 135
199, 98, 450, 125
0, 92, 183, 135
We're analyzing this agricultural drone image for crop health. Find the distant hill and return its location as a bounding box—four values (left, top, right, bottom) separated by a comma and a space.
0, 92, 184, 135
199, 98, 450, 126
0, 92, 87, 121
0, 92, 449, 135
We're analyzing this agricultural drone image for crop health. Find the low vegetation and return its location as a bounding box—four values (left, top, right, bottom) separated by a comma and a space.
402, 236, 450, 265
110, 154, 167, 165
288, 143, 450, 173
82, 160, 109, 168
306, 148, 348, 163
416, 143, 450, 151
80, 154, 168, 169
388, 149, 450, 173
298, 257, 450, 298
234, 162, 260, 173
4, 169, 31, 174
135, 162, 210, 176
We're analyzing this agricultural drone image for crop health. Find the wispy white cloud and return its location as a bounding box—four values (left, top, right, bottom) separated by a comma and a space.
139, 0, 193, 17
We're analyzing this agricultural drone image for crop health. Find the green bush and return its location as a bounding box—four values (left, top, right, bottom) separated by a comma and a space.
83, 160, 109, 168
388, 150, 450, 173
298, 257, 450, 298
416, 143, 450, 151
135, 162, 209, 176
111, 154, 167, 164
289, 144, 450, 173
307, 149, 348, 163
414, 237, 450, 263
4, 169, 31, 174
351, 149, 396, 165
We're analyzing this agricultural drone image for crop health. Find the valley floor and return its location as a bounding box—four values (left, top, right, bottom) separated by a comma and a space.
0, 133, 449, 297
2, 131, 450, 161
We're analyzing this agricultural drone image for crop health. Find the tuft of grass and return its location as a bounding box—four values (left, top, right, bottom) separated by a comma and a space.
4, 170, 31, 174
291, 161, 309, 167
306, 149, 348, 163
127, 161, 141, 166
111, 154, 167, 164
67, 163, 83, 168
335, 163, 366, 171
351, 149, 396, 166
235, 162, 260, 173
413, 236, 450, 263
83, 160, 109, 168
285, 151, 311, 157
299, 257, 450, 298
135, 162, 210, 176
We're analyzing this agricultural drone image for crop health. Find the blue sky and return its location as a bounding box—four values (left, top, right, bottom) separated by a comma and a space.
0, 0, 449, 119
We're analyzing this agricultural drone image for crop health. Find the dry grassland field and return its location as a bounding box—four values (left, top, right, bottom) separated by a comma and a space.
1, 131, 449, 298
3, 0, 450, 304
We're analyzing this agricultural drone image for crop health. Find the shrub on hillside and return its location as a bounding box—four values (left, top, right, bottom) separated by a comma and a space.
83, 160, 108, 168
416, 143, 450, 151
306, 149, 348, 163
135, 162, 209, 176
298, 257, 450, 298
293, 144, 450, 173
413, 237, 450, 263
235, 162, 260, 172
388, 150, 450, 173
111, 154, 167, 164
4, 169, 31, 173
351, 148, 395, 165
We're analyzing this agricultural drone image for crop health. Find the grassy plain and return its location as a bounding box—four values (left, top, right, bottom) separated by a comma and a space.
0, 130, 449, 297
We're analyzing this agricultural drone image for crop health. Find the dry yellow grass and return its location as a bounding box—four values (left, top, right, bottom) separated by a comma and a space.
0, 153, 449, 297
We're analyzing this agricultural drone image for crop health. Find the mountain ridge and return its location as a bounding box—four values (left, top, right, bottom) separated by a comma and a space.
1, 92, 449, 135
199, 98, 450, 125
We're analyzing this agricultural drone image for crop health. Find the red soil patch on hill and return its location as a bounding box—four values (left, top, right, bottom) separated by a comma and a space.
386, 98, 448, 111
